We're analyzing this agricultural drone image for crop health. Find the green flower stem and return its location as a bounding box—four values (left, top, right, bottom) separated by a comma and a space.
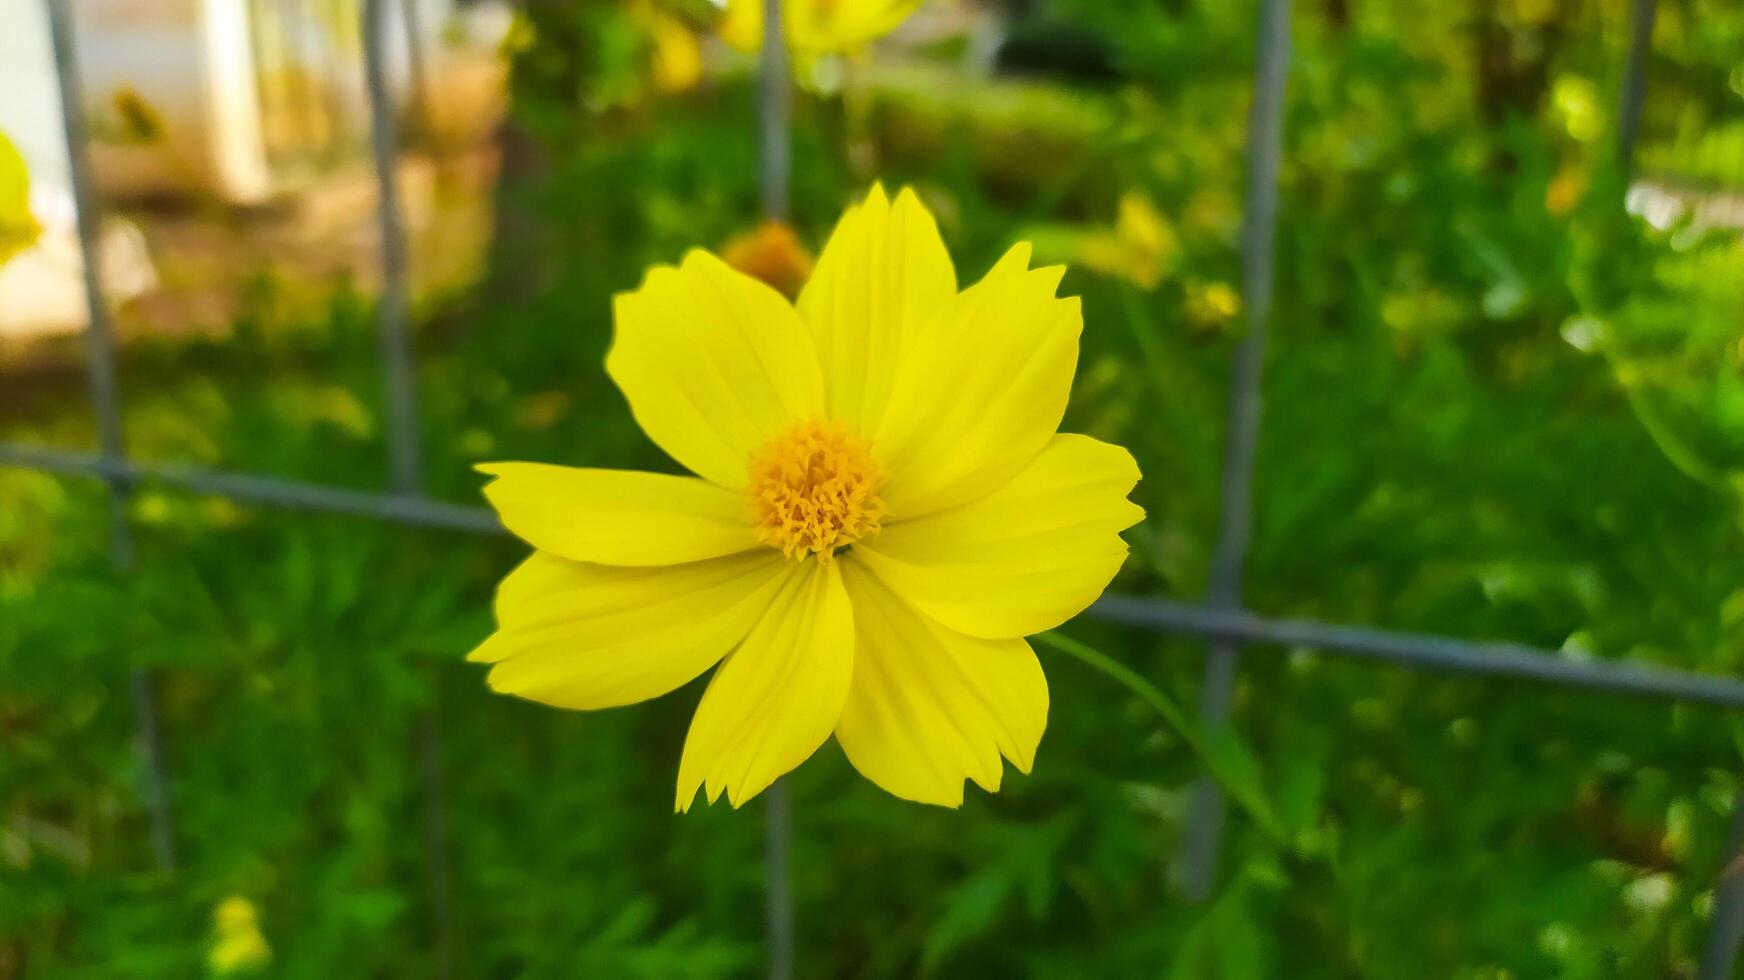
1035, 631, 1288, 844
1615, 374, 1730, 492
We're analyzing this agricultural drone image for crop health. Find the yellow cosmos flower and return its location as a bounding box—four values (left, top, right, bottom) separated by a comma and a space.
471, 185, 1143, 810
719, 0, 921, 55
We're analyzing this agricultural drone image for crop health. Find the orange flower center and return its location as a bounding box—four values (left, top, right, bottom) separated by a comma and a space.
747, 419, 885, 561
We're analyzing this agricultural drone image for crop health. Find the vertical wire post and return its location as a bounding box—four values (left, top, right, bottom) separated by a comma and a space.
1697, 794, 1744, 980
1179, 0, 1291, 902
397, 0, 433, 140
45, 0, 176, 873
361, 3, 451, 976
1615, 0, 1656, 177
764, 782, 795, 980
363, 0, 423, 498
758, 1, 795, 978
760, 0, 792, 221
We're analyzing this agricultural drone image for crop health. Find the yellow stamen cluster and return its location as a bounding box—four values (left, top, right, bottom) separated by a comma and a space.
748, 419, 885, 561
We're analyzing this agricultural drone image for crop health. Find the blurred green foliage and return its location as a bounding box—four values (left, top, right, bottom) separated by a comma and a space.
4, 0, 1744, 976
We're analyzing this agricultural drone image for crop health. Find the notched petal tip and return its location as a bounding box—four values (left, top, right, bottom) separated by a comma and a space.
674, 766, 715, 816
1119, 500, 1146, 532
889, 185, 947, 237
991, 240, 1033, 276
610, 262, 685, 325
982, 243, 1074, 301
464, 637, 498, 664
890, 777, 982, 809
1080, 438, 1142, 497
981, 245, 1071, 305
902, 784, 966, 808
679, 246, 726, 271
1010, 710, 1044, 775
482, 661, 515, 688
674, 779, 763, 813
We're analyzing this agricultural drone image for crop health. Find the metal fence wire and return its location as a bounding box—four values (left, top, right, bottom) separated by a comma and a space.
2, 0, 1741, 976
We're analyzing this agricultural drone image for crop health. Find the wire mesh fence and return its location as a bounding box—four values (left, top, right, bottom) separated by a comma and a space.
4, 0, 1742, 975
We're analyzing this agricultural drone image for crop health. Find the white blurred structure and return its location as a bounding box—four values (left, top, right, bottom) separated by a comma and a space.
0, 194, 157, 341
1626, 181, 1744, 234
0, 0, 508, 338
72, 0, 456, 204
0, 0, 157, 338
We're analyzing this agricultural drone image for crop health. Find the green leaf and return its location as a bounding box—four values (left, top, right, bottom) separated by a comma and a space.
919, 865, 1014, 974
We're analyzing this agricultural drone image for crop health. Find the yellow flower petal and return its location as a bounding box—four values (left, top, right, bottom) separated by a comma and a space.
797, 185, 955, 434
855, 434, 1142, 638
835, 561, 1047, 806
473, 550, 795, 710
478, 463, 758, 565
720, 0, 922, 54
676, 561, 854, 810
607, 250, 826, 489
873, 243, 1082, 518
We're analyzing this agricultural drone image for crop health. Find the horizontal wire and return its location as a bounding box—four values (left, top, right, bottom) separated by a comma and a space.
1088, 595, 1744, 707
0, 441, 500, 534
6, 440, 1743, 707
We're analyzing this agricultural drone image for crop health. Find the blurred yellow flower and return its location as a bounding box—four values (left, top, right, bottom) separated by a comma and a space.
1552, 76, 1601, 143
0, 131, 40, 266
1545, 164, 1587, 215
515, 390, 573, 429
639, 3, 703, 93
1184, 280, 1241, 330
720, 0, 922, 54
208, 896, 270, 976
1079, 192, 1177, 289
472, 185, 1142, 809
720, 220, 815, 298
